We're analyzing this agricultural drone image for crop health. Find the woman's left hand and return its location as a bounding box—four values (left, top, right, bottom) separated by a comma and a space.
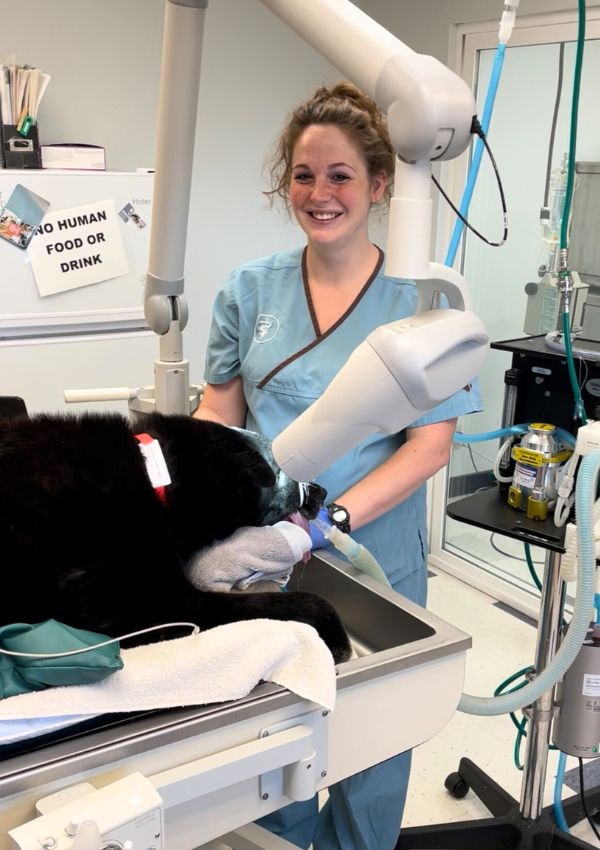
308, 507, 332, 550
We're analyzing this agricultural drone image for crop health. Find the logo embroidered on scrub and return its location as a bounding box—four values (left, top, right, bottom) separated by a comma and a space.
254, 314, 280, 343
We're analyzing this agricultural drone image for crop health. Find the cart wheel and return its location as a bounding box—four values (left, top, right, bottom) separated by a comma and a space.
444, 771, 469, 798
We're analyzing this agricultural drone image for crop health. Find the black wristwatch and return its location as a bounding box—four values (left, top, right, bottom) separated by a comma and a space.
327, 503, 351, 534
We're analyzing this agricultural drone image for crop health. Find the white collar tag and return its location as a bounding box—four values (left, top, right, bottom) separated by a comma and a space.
137, 437, 172, 489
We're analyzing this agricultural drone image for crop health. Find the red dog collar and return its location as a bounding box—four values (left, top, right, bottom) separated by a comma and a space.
135, 433, 169, 504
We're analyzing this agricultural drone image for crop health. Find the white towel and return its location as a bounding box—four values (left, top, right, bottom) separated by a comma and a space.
0, 619, 336, 726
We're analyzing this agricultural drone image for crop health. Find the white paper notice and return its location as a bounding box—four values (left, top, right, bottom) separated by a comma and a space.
27, 199, 129, 296
583, 674, 600, 697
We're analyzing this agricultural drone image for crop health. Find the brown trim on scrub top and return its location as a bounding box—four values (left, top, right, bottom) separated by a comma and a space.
257, 246, 384, 390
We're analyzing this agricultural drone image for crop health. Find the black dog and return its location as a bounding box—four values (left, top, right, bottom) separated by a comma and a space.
0, 412, 351, 662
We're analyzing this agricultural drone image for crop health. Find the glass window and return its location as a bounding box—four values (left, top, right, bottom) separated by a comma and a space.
429, 14, 600, 614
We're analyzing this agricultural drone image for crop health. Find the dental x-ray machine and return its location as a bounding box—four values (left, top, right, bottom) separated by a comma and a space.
3, 2, 489, 848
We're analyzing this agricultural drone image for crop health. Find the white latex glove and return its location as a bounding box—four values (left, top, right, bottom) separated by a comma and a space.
183, 521, 312, 592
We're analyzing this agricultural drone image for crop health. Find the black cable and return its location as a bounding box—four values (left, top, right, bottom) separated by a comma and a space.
489, 533, 544, 565
431, 116, 508, 248
490, 533, 526, 561
466, 442, 480, 473
578, 356, 589, 396
543, 42, 565, 207
462, 442, 497, 485
578, 758, 600, 842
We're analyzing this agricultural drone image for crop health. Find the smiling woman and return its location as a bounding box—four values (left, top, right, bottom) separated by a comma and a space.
194, 81, 482, 850
289, 124, 384, 287
288, 123, 385, 329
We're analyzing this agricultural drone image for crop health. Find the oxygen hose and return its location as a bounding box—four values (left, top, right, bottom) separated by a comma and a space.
454, 424, 527, 443
453, 424, 576, 447
312, 515, 390, 587
316, 448, 600, 717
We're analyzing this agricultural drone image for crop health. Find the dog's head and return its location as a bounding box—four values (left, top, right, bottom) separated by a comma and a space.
233, 428, 327, 525
141, 415, 326, 551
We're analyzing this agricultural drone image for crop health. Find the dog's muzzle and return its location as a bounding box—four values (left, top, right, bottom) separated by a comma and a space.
298, 481, 327, 519
232, 426, 328, 524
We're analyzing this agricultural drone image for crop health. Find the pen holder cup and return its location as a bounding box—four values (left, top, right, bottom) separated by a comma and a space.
1, 123, 41, 168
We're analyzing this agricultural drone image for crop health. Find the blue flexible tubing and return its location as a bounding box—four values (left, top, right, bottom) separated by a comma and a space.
453, 424, 527, 443
554, 750, 570, 833
445, 43, 506, 267
453, 424, 575, 447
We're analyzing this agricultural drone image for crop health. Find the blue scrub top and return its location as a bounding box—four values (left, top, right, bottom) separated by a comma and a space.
204, 246, 482, 589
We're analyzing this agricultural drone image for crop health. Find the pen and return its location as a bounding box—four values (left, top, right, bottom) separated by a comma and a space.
16, 105, 27, 132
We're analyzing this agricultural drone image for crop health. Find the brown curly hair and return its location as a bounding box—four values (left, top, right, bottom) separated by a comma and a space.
265, 82, 395, 210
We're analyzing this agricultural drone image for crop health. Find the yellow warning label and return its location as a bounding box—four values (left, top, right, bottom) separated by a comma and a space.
512, 447, 572, 466
512, 448, 543, 467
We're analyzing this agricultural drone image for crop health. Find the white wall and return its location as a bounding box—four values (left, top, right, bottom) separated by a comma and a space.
2, 0, 164, 171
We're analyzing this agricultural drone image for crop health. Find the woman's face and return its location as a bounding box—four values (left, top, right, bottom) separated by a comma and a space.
289, 124, 385, 251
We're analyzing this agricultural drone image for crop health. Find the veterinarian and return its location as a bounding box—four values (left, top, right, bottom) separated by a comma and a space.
195, 82, 482, 850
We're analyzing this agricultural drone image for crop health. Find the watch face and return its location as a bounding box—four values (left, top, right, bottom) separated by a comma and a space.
328, 503, 350, 532
330, 508, 347, 524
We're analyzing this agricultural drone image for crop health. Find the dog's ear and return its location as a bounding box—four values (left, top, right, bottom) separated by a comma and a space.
198, 449, 276, 539
238, 448, 276, 489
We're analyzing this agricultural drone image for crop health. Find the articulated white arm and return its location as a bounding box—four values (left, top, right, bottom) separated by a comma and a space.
258, 0, 475, 163
259, 1, 476, 286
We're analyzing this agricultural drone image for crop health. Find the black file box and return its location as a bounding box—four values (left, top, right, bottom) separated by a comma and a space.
1, 123, 41, 168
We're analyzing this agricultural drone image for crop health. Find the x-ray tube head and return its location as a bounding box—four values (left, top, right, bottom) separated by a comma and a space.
272, 307, 488, 482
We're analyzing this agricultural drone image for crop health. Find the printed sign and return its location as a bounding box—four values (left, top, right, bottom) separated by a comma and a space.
28, 199, 129, 296
583, 674, 600, 697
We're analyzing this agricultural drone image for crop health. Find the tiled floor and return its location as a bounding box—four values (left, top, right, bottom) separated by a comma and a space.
404, 566, 599, 846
